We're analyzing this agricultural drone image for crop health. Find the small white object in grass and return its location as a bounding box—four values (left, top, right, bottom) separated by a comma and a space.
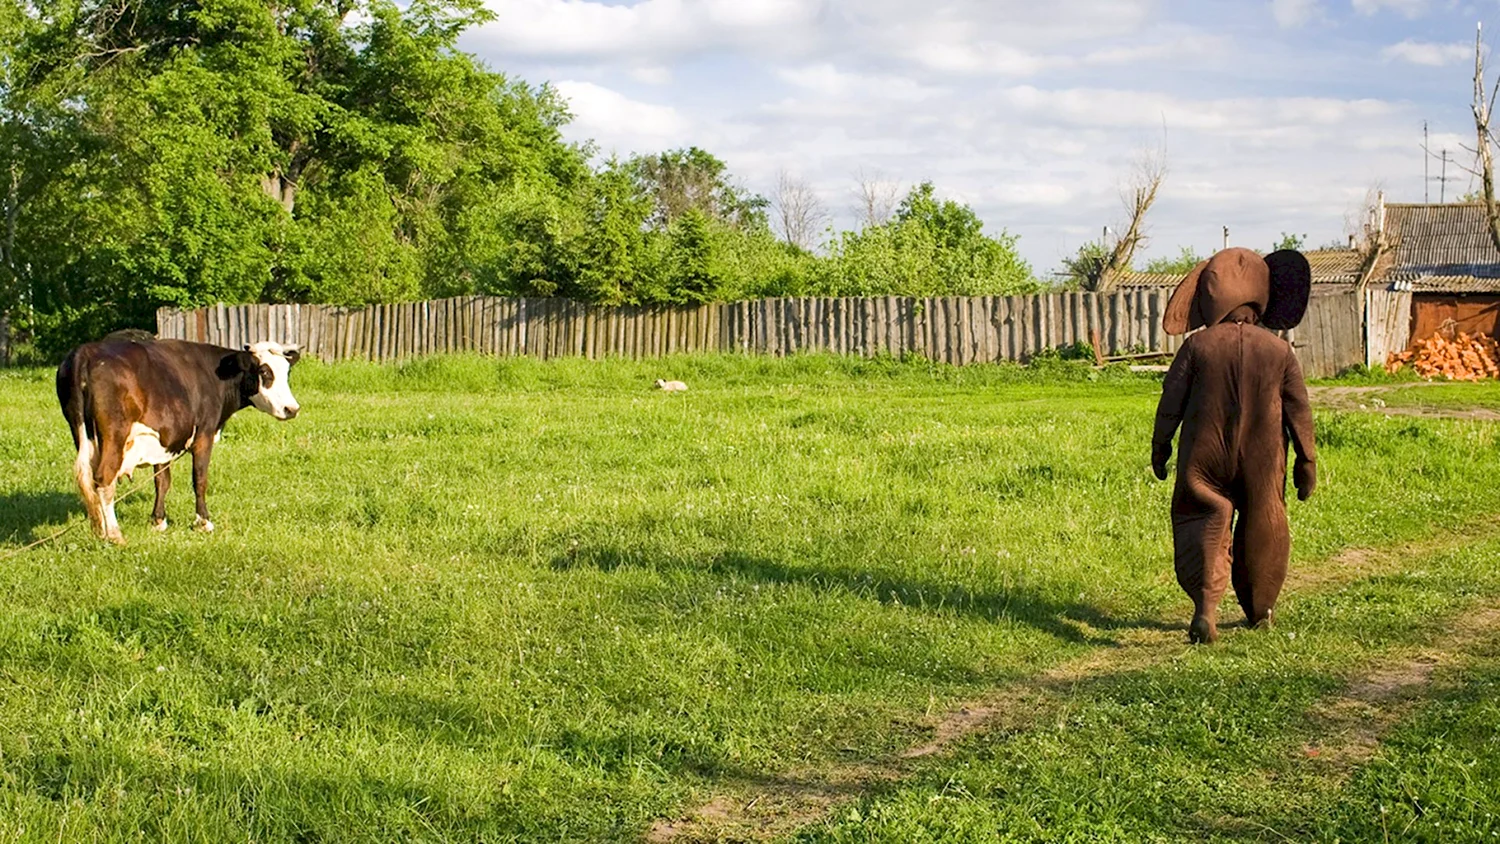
654, 379, 688, 392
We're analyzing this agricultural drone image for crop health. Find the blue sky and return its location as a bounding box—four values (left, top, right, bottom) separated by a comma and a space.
461, 0, 1500, 274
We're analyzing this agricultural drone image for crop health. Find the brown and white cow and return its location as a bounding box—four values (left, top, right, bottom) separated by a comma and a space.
56, 333, 301, 544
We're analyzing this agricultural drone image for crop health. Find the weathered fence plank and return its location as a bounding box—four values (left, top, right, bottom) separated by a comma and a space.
156, 290, 1372, 372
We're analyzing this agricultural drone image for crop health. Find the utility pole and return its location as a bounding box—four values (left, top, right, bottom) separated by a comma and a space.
1424, 121, 1431, 203
1222, 226, 1229, 250
1423, 123, 1456, 202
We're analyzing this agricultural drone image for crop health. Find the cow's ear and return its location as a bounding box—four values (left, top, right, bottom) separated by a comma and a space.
284, 347, 302, 366
217, 351, 257, 380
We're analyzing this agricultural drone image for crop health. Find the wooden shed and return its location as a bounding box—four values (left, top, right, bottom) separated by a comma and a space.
1381, 202, 1500, 343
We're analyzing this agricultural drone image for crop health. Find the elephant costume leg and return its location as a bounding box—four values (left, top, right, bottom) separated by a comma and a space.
1230, 490, 1291, 627
1172, 481, 1235, 643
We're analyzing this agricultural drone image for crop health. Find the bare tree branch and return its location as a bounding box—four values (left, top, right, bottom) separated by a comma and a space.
1473, 23, 1500, 252
851, 168, 899, 228
1095, 146, 1167, 292
772, 170, 828, 251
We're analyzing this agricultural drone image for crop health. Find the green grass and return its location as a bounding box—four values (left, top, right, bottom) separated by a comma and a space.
1, 354, 1499, 842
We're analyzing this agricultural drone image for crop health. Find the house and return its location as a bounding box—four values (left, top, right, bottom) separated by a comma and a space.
1112, 198, 1500, 346
1378, 201, 1500, 340
1113, 247, 1367, 292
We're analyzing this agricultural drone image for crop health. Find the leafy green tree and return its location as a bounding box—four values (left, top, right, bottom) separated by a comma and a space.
1143, 246, 1205, 275
1272, 232, 1307, 252
1, 0, 592, 353
628, 146, 766, 231
1061, 240, 1112, 289
817, 183, 1037, 296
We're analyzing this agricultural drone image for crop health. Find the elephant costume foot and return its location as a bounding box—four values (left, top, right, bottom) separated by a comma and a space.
1189, 615, 1219, 645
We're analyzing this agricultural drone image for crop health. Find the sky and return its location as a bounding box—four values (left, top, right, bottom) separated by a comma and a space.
461, 0, 1500, 276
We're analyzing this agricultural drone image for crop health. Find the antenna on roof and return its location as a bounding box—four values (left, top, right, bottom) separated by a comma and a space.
1423, 121, 1456, 202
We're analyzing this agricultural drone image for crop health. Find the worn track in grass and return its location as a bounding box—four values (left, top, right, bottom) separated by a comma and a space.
1310, 383, 1500, 420
645, 517, 1500, 843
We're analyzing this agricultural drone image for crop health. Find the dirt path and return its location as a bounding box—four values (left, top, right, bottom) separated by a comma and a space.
1302, 603, 1500, 771
644, 518, 1500, 843
1310, 383, 1500, 420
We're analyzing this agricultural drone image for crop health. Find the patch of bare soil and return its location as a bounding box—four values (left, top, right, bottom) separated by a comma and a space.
643, 521, 1500, 843
1309, 383, 1500, 420
1301, 604, 1500, 771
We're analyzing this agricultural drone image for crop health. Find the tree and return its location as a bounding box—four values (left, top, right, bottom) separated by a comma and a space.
1143, 246, 1204, 275
1272, 232, 1307, 252
664, 209, 721, 303
1095, 147, 1167, 291
1062, 146, 1167, 291
771, 170, 827, 252
1061, 240, 1112, 288
852, 168, 900, 228
817, 182, 1037, 296
628, 147, 766, 231
0, 0, 595, 353
1472, 23, 1500, 253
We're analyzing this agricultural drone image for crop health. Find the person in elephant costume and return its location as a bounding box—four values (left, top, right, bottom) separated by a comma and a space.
1151, 247, 1318, 645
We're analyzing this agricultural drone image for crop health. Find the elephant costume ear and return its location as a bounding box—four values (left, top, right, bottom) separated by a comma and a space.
1163, 260, 1210, 335
1262, 249, 1312, 331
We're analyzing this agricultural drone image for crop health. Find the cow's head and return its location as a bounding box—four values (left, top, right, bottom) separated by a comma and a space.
220, 342, 302, 420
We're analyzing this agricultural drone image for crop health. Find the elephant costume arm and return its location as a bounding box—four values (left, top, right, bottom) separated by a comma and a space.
1281, 348, 1317, 500
1152, 340, 1196, 480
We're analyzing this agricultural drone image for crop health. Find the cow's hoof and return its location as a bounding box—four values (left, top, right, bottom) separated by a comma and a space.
193, 517, 215, 533
152, 519, 169, 533
1188, 616, 1218, 645
105, 531, 127, 546
1250, 611, 1274, 631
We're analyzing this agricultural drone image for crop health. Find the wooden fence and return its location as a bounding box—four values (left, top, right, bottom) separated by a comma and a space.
157, 289, 1395, 378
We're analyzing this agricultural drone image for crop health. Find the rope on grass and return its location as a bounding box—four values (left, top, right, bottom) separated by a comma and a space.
0, 452, 191, 563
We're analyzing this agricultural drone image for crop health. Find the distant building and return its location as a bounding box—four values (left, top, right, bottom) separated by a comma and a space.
1113, 247, 1367, 293
1379, 201, 1500, 340
1113, 198, 1500, 342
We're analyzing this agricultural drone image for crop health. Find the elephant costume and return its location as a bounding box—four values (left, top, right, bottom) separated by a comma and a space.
1151, 247, 1317, 644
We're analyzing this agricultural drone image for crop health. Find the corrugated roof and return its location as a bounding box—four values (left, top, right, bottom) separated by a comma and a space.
1390, 273, 1500, 294
1304, 248, 1364, 283
1385, 203, 1500, 277
1114, 271, 1181, 289
1111, 248, 1363, 288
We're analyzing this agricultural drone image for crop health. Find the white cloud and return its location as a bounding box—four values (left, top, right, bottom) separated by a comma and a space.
1381, 39, 1470, 66
629, 66, 674, 85
1271, 0, 1321, 28
473, 0, 1158, 76
473, 0, 819, 60
552, 81, 692, 151
1351, 0, 1430, 17
480, 0, 1471, 271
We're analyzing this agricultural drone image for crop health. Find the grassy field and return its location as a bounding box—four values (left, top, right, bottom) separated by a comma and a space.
1, 354, 1499, 842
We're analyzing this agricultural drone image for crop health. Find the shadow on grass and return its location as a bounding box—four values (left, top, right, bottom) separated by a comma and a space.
557, 545, 1181, 647
0, 489, 78, 544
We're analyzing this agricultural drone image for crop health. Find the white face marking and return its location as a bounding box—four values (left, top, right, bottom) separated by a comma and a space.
246, 342, 300, 420
116, 423, 178, 483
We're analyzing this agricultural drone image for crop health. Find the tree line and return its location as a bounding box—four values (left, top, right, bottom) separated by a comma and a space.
0, 0, 1043, 356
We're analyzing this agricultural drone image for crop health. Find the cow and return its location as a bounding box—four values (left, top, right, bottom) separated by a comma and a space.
56, 334, 301, 544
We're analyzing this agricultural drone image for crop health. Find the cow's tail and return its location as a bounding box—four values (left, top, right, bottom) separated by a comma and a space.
57, 349, 102, 534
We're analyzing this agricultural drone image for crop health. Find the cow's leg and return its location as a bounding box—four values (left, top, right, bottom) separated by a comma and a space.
72, 425, 104, 537
191, 441, 214, 533
93, 422, 127, 545
151, 464, 172, 532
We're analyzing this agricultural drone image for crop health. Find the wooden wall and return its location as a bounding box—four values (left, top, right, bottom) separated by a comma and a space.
1365, 289, 1414, 367
157, 289, 1371, 377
